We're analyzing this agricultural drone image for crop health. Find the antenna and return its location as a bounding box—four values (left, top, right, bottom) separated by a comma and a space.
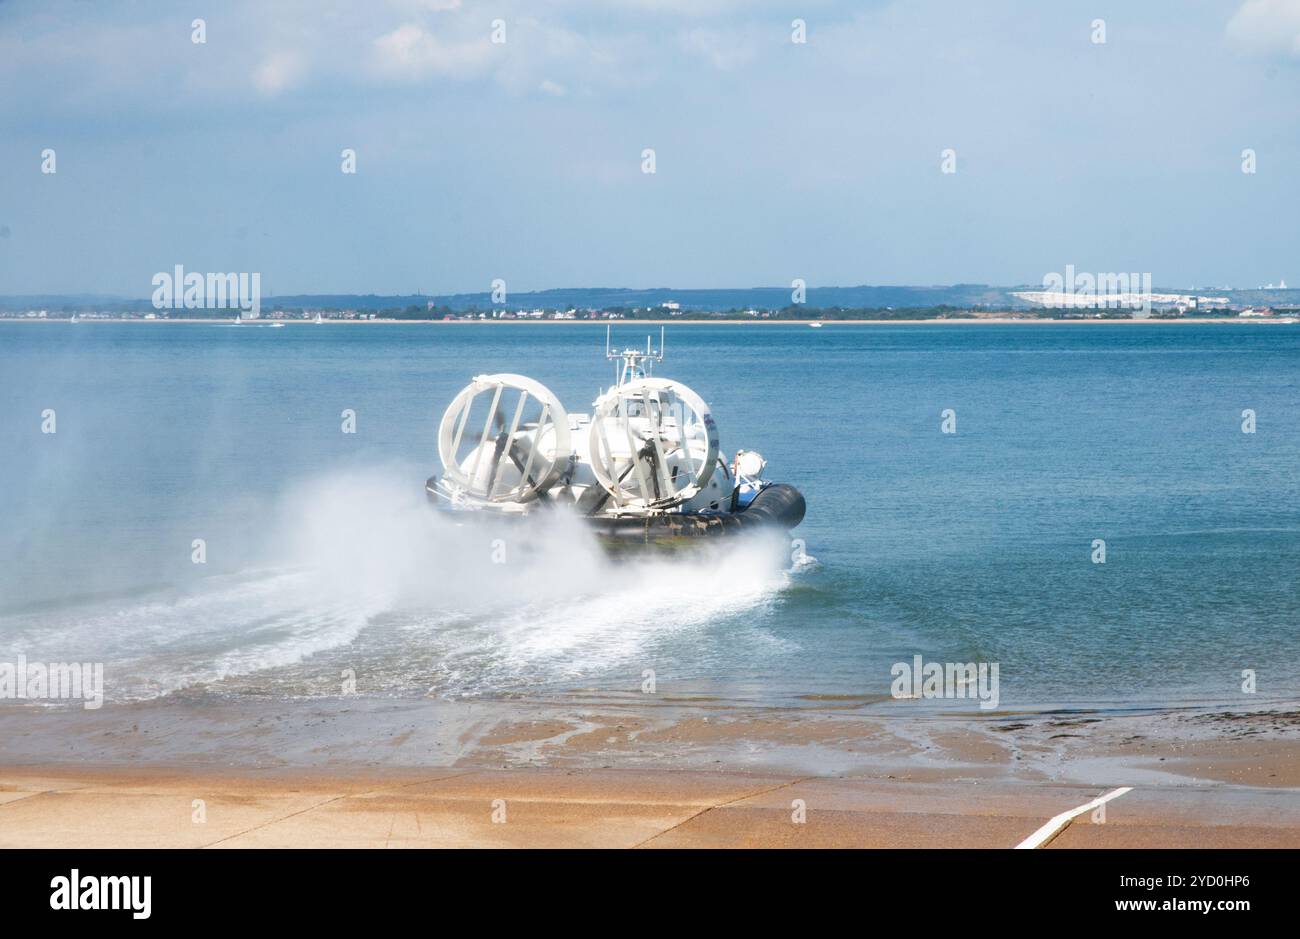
605, 326, 667, 386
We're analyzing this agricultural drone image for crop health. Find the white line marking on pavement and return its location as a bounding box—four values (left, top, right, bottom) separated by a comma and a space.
1015, 787, 1134, 849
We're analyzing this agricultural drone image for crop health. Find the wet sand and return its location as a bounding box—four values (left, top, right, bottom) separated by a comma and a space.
1, 698, 1296, 847
8, 764, 1298, 849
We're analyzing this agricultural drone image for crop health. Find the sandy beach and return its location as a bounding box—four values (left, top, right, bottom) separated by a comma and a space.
3, 699, 1296, 848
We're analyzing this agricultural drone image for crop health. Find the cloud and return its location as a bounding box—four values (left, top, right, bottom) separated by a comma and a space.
618, 0, 758, 14
389, 0, 463, 10
538, 79, 566, 96
369, 23, 493, 80
379, 0, 467, 12
253, 51, 308, 95
678, 28, 759, 70
1226, 0, 1300, 58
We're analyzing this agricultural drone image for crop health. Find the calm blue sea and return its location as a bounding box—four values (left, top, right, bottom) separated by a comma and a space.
2, 322, 1298, 711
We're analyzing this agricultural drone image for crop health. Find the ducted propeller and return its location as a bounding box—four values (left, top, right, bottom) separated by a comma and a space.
587, 377, 719, 510
437, 374, 571, 503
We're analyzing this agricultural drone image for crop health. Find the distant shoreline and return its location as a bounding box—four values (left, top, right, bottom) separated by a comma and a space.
1, 317, 1288, 326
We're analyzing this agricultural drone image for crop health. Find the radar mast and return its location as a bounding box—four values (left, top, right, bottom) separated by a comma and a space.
606, 325, 665, 387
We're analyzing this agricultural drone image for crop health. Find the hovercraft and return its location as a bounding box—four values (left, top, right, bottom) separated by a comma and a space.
425, 328, 806, 548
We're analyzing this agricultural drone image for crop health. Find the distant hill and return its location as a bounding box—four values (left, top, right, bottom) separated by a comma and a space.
4, 285, 1299, 313
428, 284, 1033, 311
0, 285, 1032, 312
0, 294, 135, 310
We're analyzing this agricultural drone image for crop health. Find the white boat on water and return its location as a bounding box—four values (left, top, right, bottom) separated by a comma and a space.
426, 328, 806, 546
231, 313, 283, 327
808, 322, 823, 328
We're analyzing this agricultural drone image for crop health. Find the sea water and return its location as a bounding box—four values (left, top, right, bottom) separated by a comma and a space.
1, 321, 1297, 710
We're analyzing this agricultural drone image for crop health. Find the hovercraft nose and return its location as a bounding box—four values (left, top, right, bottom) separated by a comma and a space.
742, 483, 806, 529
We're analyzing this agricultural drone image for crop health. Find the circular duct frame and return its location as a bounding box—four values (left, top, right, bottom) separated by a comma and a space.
588, 377, 719, 510
437, 373, 571, 503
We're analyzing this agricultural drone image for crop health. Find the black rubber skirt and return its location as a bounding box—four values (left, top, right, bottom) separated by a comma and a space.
586, 484, 806, 543
426, 477, 806, 547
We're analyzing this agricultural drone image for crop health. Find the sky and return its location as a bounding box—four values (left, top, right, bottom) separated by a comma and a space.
0, 0, 1297, 296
